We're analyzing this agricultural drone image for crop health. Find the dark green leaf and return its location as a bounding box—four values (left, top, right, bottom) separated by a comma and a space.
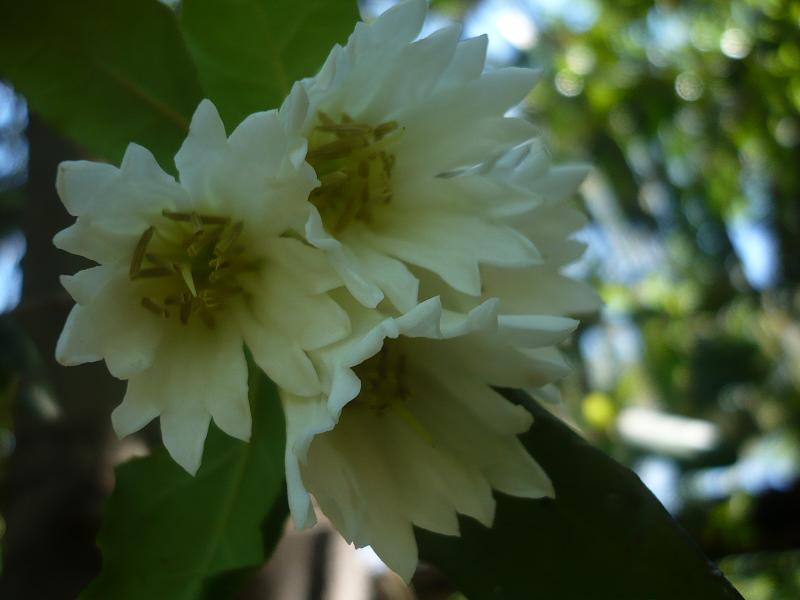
80, 359, 288, 600
417, 391, 744, 600
0, 0, 203, 168
180, 0, 359, 129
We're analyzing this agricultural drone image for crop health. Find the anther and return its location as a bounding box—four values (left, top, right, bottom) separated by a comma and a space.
319, 171, 348, 188
129, 226, 155, 279
307, 113, 400, 232
186, 227, 221, 257
316, 122, 372, 136
141, 297, 167, 318
374, 121, 399, 140
162, 209, 230, 225
215, 222, 244, 255
189, 211, 203, 233
306, 137, 368, 161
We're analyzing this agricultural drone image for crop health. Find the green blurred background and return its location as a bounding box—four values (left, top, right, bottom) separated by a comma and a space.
1, 0, 799, 597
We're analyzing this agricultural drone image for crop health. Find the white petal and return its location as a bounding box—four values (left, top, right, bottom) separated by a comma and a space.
85, 155, 187, 232
55, 305, 102, 365
481, 265, 602, 315
304, 208, 384, 307
103, 322, 164, 380
261, 237, 341, 294
53, 219, 136, 264
282, 392, 337, 529
383, 210, 541, 269
509, 204, 588, 254
304, 205, 341, 251
60, 265, 112, 305
405, 374, 499, 525
394, 67, 540, 169
55, 273, 163, 378
531, 383, 561, 404
250, 269, 350, 351
367, 414, 461, 536
326, 365, 362, 419
160, 400, 211, 476
364, 517, 418, 583
228, 109, 288, 174
428, 373, 533, 436
435, 34, 488, 90
331, 246, 385, 308
395, 174, 536, 219
361, 226, 481, 296
279, 83, 311, 150
525, 164, 591, 203
518, 346, 573, 384
201, 322, 250, 442
408, 367, 549, 499
364, 0, 426, 52
120, 325, 250, 474
302, 433, 361, 538
545, 239, 588, 267
484, 438, 554, 499
345, 233, 419, 312
396, 116, 537, 176
394, 296, 444, 338
364, 210, 539, 295
360, 25, 461, 122
174, 99, 228, 196
112, 382, 162, 438
312, 414, 420, 581
414, 332, 565, 389
497, 314, 578, 348
439, 298, 499, 338
242, 317, 321, 397
56, 160, 118, 217
121, 143, 174, 182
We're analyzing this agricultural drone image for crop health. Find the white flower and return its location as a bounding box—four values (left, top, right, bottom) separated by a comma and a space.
282, 0, 547, 311
54, 99, 349, 474
407, 140, 602, 402
281, 296, 577, 580
471, 140, 601, 317
265, 0, 600, 579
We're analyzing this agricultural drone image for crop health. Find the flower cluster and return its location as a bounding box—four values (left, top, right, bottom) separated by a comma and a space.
54, 0, 598, 580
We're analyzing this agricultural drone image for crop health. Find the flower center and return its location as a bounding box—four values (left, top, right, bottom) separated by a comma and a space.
128, 210, 257, 328
351, 340, 433, 443
353, 340, 409, 413
306, 112, 402, 233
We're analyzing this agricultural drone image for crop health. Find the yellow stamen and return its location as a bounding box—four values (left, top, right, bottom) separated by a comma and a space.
129, 226, 155, 279
350, 342, 434, 444
306, 113, 403, 233
129, 210, 252, 328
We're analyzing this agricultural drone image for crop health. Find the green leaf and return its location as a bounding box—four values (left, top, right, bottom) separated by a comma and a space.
0, 0, 203, 168
180, 0, 360, 129
80, 358, 288, 600
417, 391, 744, 600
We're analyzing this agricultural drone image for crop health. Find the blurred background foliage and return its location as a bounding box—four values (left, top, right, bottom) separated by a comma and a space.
422, 0, 800, 596
0, 0, 798, 597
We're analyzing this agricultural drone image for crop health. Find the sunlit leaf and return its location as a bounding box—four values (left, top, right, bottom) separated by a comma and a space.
0, 0, 203, 168
80, 359, 287, 600
180, 0, 360, 128
417, 390, 744, 600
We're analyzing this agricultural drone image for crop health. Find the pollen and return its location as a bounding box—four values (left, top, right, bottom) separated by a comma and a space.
128, 210, 256, 327
306, 112, 402, 233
